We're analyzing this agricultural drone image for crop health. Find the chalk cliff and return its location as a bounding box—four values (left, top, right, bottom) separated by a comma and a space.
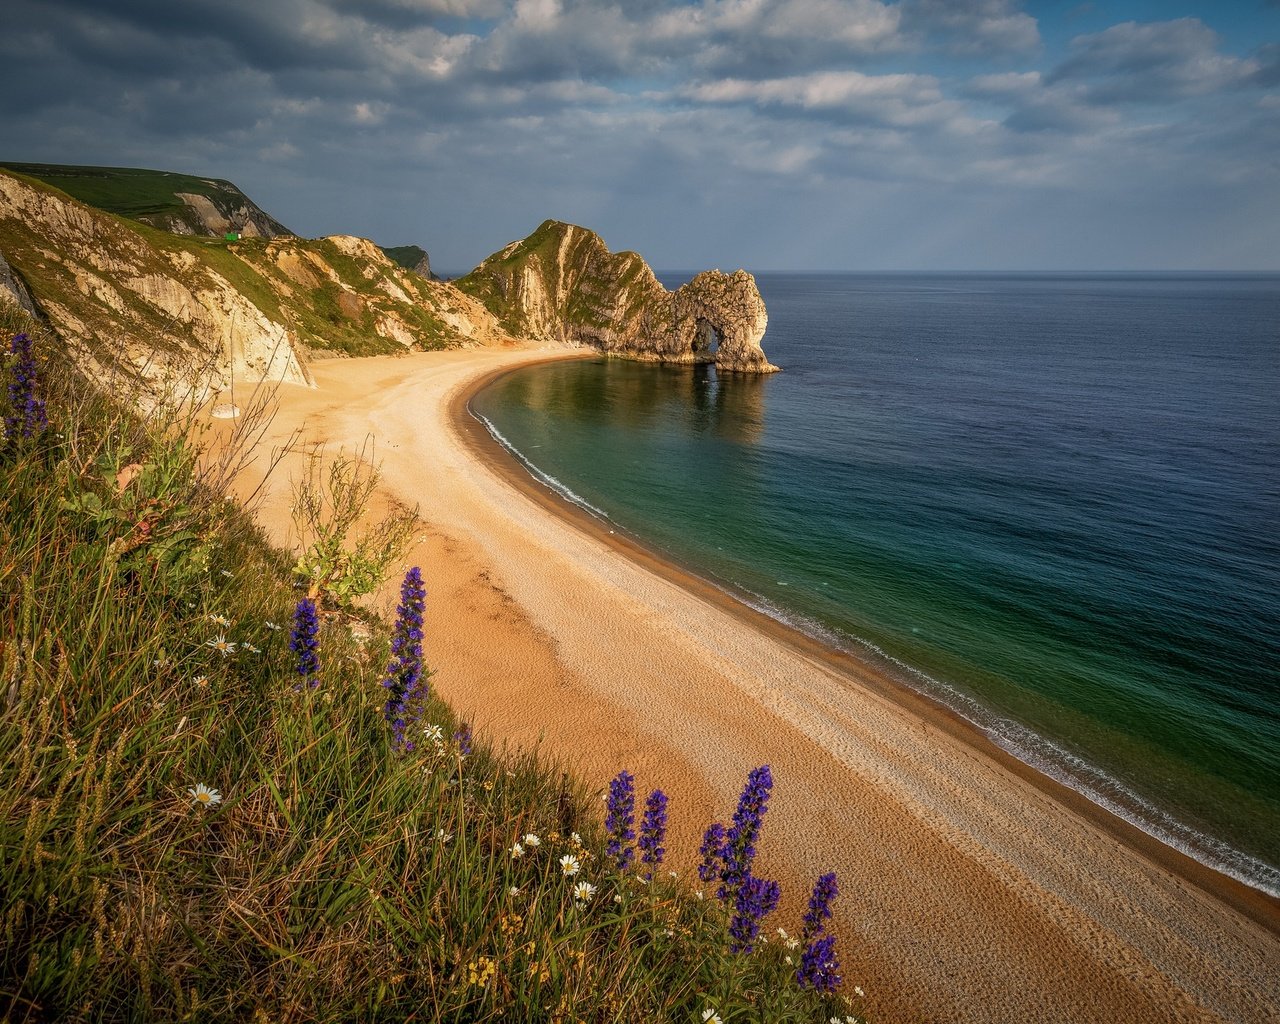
456, 220, 776, 373
0, 170, 513, 399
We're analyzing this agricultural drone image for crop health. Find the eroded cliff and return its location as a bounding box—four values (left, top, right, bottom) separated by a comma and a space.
0, 170, 513, 399
456, 220, 776, 372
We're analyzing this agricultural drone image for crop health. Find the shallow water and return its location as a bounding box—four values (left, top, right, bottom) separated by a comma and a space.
470, 272, 1280, 894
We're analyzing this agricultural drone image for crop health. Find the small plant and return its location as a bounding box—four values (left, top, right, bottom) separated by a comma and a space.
2, 330, 48, 443
382, 565, 428, 748
605, 770, 637, 870
290, 596, 320, 686
290, 443, 417, 609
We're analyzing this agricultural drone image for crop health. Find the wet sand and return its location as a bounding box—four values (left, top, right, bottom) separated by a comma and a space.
226, 345, 1280, 1024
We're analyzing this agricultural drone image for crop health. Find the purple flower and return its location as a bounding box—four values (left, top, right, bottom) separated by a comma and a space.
728, 874, 780, 953
605, 770, 636, 871
637, 789, 668, 876
453, 722, 472, 756
382, 567, 427, 749
718, 765, 772, 902
802, 871, 838, 943
4, 333, 48, 442
697, 822, 725, 883
289, 597, 320, 686
796, 932, 842, 993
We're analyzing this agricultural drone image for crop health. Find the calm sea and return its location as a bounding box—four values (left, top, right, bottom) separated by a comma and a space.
469, 273, 1280, 895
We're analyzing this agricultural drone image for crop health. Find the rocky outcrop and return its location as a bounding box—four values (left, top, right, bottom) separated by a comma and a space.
0, 249, 37, 316
379, 244, 435, 281
163, 191, 289, 239
456, 220, 777, 373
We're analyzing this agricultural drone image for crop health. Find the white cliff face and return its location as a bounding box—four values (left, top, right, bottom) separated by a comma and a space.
0, 172, 313, 395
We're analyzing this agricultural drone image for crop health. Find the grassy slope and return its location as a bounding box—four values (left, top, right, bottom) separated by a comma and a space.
0, 162, 289, 235
0, 312, 860, 1022
0, 171, 456, 359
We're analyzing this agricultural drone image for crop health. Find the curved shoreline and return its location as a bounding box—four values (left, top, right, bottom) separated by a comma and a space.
451, 354, 1280, 938
233, 346, 1280, 1023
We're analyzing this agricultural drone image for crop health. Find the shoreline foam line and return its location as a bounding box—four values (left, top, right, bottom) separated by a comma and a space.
455, 355, 1280, 936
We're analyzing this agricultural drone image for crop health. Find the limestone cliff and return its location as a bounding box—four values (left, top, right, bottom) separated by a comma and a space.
456, 220, 776, 373
0, 162, 291, 239
0, 170, 514, 399
379, 244, 435, 281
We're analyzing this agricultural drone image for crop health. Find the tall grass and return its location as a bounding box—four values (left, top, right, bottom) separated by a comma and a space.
0, 312, 865, 1023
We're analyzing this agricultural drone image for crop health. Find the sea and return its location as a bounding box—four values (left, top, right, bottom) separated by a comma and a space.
467, 272, 1280, 896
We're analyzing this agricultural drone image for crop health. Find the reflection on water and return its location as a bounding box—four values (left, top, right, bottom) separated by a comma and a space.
502, 358, 770, 445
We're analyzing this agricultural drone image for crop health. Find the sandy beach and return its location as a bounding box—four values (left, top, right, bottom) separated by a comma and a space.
224, 345, 1280, 1024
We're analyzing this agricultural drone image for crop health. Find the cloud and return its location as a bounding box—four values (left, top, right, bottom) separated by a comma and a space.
1048, 18, 1259, 103
0, 0, 1275, 269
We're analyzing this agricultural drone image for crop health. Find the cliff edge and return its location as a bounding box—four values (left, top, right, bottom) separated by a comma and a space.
455, 220, 776, 373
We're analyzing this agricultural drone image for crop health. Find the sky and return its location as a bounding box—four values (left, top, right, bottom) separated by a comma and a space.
2, 0, 1278, 271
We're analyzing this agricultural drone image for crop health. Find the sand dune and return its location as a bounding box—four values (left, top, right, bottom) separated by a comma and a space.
227, 346, 1280, 1024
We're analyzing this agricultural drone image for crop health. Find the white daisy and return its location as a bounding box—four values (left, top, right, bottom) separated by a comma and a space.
436, 829, 453, 843
522, 833, 541, 847
205, 635, 236, 657
209, 613, 231, 627
701, 1009, 722, 1024
559, 854, 580, 877
508, 885, 521, 896
572, 881, 596, 904
510, 843, 524, 858
188, 783, 222, 808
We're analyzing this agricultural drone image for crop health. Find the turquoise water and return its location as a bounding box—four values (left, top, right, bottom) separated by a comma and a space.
470, 273, 1280, 894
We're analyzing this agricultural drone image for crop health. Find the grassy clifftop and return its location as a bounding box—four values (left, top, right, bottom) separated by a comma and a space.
0, 162, 292, 238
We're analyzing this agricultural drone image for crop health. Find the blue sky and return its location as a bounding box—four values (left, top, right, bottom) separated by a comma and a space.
2, 0, 1277, 271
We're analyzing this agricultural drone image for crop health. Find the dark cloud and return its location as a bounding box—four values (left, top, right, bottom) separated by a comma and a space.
0, 0, 1276, 269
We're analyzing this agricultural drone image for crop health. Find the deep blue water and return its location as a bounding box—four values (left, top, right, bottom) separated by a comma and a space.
470, 273, 1280, 894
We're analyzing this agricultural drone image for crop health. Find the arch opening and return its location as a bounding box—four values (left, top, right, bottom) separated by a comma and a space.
691, 317, 722, 362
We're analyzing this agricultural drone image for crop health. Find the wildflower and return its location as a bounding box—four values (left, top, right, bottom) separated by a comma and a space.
787, 937, 800, 950
453, 722, 472, 756
209, 614, 231, 627
854, 986, 865, 998
796, 932, 842, 993
701, 1009, 722, 1024
205, 635, 236, 657
382, 567, 427, 749
466, 956, 496, 988
668, 870, 678, 879
4, 332, 48, 442
510, 843, 525, 858
728, 873, 780, 953
572, 881, 596, 904
802, 871, 839, 943
697, 822, 724, 883
694, 890, 704, 901
508, 885, 521, 896
638, 789, 668, 877
570, 831, 582, 847
245, 643, 263, 655
604, 770, 636, 870
192, 675, 208, 688
188, 783, 222, 808
522, 833, 541, 847
613, 893, 623, 903
220, 570, 234, 578
289, 597, 320, 686
718, 765, 772, 902
559, 854, 581, 877
785, 954, 794, 965
264, 621, 281, 631
436, 829, 452, 843
423, 723, 444, 745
